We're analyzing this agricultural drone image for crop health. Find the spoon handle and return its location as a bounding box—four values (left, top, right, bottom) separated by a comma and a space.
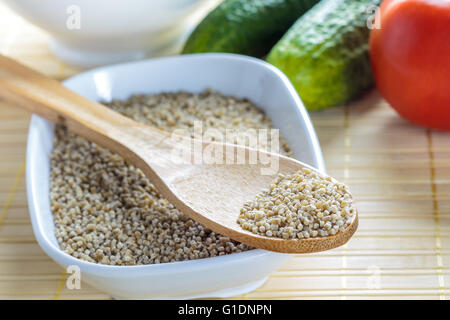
0, 54, 165, 155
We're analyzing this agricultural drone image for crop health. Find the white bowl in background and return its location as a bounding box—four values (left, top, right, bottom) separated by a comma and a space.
3, 0, 218, 67
26, 53, 325, 299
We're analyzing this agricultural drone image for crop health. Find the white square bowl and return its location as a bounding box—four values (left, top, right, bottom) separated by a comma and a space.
26, 53, 325, 299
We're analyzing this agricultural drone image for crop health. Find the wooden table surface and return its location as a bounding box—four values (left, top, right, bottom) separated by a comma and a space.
0, 3, 449, 300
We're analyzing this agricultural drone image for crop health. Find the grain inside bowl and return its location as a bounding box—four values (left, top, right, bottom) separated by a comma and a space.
50, 89, 292, 266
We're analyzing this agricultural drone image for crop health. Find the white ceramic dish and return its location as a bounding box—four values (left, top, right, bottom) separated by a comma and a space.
26, 53, 325, 299
3, 0, 218, 67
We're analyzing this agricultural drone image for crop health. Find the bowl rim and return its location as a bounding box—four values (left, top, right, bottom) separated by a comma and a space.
26, 53, 325, 276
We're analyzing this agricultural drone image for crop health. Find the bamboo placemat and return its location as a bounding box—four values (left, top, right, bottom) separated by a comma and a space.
0, 3, 449, 300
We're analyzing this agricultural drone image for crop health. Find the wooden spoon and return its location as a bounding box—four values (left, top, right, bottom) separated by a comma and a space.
0, 55, 357, 253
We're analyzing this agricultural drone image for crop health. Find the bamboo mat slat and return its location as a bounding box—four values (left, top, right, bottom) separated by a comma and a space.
0, 3, 448, 300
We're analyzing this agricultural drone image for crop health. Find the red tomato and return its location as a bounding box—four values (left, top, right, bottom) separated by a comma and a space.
370, 0, 450, 131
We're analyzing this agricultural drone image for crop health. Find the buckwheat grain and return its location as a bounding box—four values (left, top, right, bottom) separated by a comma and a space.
237, 168, 355, 239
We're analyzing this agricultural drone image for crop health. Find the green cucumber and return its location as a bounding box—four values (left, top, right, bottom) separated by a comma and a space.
182, 0, 320, 57
267, 0, 381, 111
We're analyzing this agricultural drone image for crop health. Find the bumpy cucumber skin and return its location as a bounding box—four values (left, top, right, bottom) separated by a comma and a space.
267, 0, 381, 111
182, 0, 320, 57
